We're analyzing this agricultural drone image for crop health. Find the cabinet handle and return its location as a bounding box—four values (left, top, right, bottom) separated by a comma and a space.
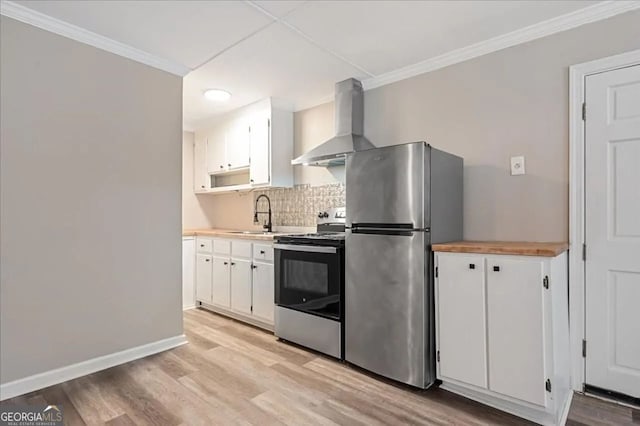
260, 250, 265, 254
205, 259, 210, 262
250, 179, 254, 183
200, 244, 205, 247
469, 263, 475, 269
251, 264, 257, 269
493, 266, 500, 272
231, 262, 235, 266
219, 165, 223, 169
228, 163, 231, 167
223, 261, 228, 265
201, 185, 205, 188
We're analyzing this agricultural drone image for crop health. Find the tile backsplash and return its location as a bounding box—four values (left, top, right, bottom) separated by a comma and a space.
253, 183, 345, 227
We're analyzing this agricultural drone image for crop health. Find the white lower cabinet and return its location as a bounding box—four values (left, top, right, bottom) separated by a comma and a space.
435, 251, 570, 426
252, 261, 274, 323
195, 253, 212, 303
437, 255, 487, 389
211, 256, 231, 308
194, 236, 275, 329
230, 258, 253, 315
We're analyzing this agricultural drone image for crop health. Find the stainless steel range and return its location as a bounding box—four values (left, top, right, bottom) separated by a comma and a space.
274, 207, 345, 359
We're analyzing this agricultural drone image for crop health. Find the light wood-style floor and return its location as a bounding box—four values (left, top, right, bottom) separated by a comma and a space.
3, 308, 638, 425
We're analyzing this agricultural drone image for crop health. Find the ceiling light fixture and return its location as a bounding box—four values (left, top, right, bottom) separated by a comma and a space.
204, 89, 231, 102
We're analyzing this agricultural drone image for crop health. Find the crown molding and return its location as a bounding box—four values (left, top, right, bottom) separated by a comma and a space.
0, 0, 191, 77
362, 1, 640, 91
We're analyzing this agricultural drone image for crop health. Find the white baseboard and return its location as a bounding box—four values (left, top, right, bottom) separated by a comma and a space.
440, 381, 555, 426
0, 334, 187, 401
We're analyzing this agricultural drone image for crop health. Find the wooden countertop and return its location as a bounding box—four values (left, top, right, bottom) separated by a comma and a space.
183, 228, 294, 241
432, 241, 568, 257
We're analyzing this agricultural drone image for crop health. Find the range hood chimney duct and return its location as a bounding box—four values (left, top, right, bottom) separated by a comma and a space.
291, 78, 375, 167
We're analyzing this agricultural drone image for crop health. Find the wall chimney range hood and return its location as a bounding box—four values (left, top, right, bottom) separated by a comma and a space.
291, 78, 375, 167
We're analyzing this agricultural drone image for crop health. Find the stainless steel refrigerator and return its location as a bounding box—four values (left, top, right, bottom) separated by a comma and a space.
345, 141, 463, 388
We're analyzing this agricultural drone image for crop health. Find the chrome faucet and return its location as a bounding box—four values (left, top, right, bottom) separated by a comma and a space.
254, 194, 272, 233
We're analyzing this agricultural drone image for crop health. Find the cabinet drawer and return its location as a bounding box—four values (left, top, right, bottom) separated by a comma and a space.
213, 239, 231, 255
232, 240, 253, 258
253, 244, 274, 262
196, 238, 213, 253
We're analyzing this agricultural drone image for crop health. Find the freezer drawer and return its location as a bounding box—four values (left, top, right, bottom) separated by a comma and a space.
345, 229, 433, 388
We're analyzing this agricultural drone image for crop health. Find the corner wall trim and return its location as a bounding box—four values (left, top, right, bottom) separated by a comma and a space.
0, 0, 191, 77
0, 334, 188, 401
362, 1, 640, 91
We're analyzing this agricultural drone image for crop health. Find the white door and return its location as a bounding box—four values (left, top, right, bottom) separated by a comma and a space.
193, 136, 209, 192
230, 258, 252, 315
250, 113, 270, 186
195, 253, 212, 303
487, 257, 546, 407
212, 256, 231, 308
226, 118, 250, 170
436, 254, 487, 389
585, 64, 640, 398
182, 238, 195, 309
252, 261, 274, 323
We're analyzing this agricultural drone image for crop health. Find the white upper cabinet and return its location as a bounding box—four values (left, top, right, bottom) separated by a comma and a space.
225, 117, 250, 170
194, 135, 209, 193
206, 128, 226, 174
249, 111, 270, 186
194, 98, 293, 193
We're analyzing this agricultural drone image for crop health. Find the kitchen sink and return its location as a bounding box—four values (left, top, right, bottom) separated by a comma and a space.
228, 231, 274, 235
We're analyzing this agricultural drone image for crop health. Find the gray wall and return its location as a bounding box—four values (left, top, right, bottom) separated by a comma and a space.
362, 11, 640, 242
1, 17, 184, 384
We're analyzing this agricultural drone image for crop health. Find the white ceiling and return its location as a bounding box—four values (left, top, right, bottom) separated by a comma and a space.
12, 0, 613, 129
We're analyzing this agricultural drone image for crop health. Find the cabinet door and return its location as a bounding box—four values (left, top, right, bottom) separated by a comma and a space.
182, 238, 196, 309
487, 257, 546, 406
249, 114, 270, 185
230, 258, 252, 315
252, 261, 274, 323
212, 256, 231, 308
206, 132, 226, 173
226, 118, 250, 170
437, 254, 487, 388
195, 253, 212, 303
193, 136, 209, 192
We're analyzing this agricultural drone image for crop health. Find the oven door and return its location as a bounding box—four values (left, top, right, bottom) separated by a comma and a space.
274, 243, 342, 321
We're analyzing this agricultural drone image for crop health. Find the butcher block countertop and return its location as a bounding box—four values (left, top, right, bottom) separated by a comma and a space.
183, 228, 294, 241
432, 241, 568, 257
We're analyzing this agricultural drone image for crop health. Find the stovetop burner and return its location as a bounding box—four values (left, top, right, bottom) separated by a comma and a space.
275, 207, 346, 246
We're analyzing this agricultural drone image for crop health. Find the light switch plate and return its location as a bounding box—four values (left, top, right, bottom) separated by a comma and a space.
510, 156, 525, 175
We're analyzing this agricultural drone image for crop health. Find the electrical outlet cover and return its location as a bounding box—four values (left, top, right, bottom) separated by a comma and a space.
510, 156, 525, 175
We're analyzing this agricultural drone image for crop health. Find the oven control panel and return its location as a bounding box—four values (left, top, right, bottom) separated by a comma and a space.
317, 207, 346, 225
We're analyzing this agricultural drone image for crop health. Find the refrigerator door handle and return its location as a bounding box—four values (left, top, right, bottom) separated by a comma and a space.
349, 228, 424, 237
